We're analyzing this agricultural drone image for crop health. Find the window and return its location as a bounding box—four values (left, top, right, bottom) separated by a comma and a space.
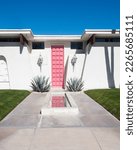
32, 42, 45, 49
71, 42, 83, 49
0, 38, 20, 42
112, 38, 120, 42
95, 37, 120, 42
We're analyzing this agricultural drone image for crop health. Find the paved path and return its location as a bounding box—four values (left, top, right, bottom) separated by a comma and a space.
0, 92, 120, 150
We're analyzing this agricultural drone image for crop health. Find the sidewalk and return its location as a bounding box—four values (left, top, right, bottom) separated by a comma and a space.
0, 92, 120, 150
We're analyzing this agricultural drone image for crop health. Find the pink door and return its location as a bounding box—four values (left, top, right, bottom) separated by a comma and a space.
51, 46, 64, 88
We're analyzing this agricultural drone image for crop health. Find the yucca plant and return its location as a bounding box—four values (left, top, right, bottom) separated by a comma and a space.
66, 78, 84, 92
30, 76, 50, 92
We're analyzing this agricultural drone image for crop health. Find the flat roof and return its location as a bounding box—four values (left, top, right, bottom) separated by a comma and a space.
0, 29, 120, 41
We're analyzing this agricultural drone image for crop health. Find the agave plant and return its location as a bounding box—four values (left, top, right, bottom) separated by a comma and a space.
66, 78, 84, 92
30, 76, 50, 92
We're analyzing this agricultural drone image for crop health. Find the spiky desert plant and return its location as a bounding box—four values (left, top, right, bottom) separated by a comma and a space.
30, 76, 50, 92
66, 78, 84, 92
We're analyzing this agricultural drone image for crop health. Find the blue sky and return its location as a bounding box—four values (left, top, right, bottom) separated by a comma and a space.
0, 0, 120, 35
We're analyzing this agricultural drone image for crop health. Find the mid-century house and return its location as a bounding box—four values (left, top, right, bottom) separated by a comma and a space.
0, 29, 120, 90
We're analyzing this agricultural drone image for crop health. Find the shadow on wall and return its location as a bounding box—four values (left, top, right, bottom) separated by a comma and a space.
0, 55, 7, 63
75, 49, 85, 54
20, 43, 24, 54
64, 56, 69, 88
0, 55, 10, 88
104, 46, 115, 88
0, 42, 26, 54
83, 42, 119, 88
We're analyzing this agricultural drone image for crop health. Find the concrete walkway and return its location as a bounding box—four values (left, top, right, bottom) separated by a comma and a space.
0, 92, 120, 150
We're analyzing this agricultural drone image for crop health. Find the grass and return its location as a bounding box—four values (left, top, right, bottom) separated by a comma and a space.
0, 90, 30, 121
84, 88, 120, 120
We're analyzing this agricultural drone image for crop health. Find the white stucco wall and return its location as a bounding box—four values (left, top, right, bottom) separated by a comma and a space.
0, 41, 120, 90
0, 42, 53, 90
83, 42, 120, 90
0, 43, 33, 89
64, 42, 85, 79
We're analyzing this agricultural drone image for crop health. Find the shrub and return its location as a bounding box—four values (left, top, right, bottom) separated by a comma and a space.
66, 78, 84, 92
30, 76, 50, 92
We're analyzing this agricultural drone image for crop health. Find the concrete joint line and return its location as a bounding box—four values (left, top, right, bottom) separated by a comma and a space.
90, 129, 103, 150
28, 115, 42, 150
37, 115, 42, 128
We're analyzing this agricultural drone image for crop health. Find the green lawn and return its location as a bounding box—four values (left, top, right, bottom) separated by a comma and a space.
0, 90, 30, 121
84, 89, 120, 120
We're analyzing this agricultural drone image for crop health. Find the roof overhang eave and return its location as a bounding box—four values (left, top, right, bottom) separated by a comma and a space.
0, 29, 33, 40
82, 29, 120, 41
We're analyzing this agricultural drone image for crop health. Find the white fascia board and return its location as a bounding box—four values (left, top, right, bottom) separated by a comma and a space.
33, 35, 82, 41
82, 29, 120, 40
0, 29, 32, 34
0, 29, 33, 40
84, 29, 120, 34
